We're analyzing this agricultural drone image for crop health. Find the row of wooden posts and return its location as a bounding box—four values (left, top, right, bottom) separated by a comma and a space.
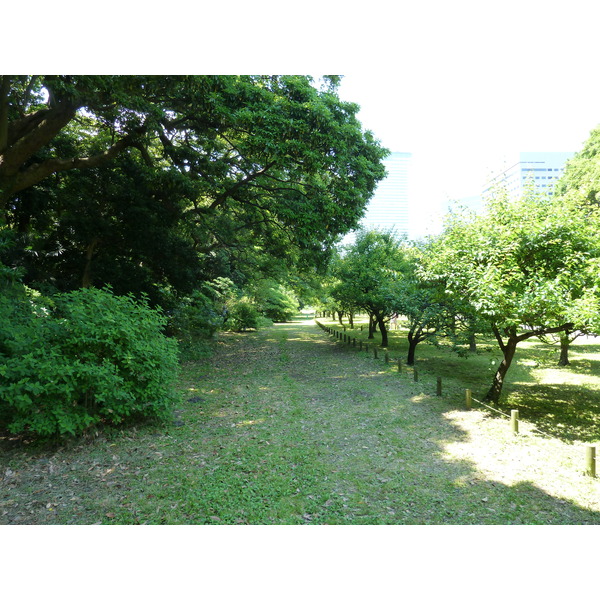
317, 320, 597, 478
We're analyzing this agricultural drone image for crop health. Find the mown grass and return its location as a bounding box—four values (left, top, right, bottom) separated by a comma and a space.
2, 312, 600, 525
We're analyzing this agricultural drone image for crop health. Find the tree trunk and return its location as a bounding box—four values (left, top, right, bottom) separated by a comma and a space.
82, 237, 99, 288
484, 336, 518, 404
368, 314, 376, 339
558, 335, 570, 366
468, 332, 477, 353
337, 311, 344, 326
348, 313, 354, 329
376, 314, 388, 347
406, 336, 418, 366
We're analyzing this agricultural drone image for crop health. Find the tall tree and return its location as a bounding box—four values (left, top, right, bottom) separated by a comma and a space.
1, 75, 388, 302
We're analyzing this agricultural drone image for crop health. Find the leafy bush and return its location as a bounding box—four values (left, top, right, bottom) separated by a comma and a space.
253, 280, 298, 322
0, 287, 179, 438
227, 301, 261, 332
168, 289, 223, 355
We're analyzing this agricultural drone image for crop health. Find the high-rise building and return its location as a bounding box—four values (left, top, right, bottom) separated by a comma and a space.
482, 151, 575, 200
356, 151, 412, 237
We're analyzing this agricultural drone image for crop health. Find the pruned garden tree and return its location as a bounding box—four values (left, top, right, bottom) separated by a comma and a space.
331, 229, 410, 348
422, 187, 600, 404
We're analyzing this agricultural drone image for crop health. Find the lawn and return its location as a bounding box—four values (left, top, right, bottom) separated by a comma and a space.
1, 312, 600, 525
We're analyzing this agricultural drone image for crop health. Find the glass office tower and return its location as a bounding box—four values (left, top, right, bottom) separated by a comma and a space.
482, 151, 575, 200
360, 151, 412, 236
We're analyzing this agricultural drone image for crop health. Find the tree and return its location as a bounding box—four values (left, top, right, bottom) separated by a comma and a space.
1, 76, 388, 300
393, 252, 454, 365
331, 229, 409, 348
554, 125, 600, 205
422, 188, 600, 404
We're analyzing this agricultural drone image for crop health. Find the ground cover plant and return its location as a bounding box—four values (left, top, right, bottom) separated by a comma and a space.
2, 313, 600, 525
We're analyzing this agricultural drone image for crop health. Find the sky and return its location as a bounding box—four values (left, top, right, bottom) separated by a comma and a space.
329, 4, 600, 236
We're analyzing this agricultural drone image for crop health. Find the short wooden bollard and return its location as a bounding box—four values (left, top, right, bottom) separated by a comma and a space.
510, 409, 519, 435
373, 347, 378, 359
465, 389, 472, 410
353, 338, 356, 347
359, 340, 363, 351
436, 377, 442, 396
413, 369, 418, 382
586, 445, 596, 477
397, 359, 402, 373
385, 351, 389, 364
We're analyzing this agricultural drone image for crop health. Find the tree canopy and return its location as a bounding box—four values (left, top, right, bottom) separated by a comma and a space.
331, 229, 410, 347
421, 187, 600, 403
554, 125, 600, 205
0, 75, 388, 303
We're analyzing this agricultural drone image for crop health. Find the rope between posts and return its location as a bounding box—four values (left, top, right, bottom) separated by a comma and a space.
315, 319, 596, 474
470, 396, 555, 440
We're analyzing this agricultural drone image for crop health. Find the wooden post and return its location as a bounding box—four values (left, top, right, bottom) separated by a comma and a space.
365, 343, 368, 353
465, 389, 472, 410
397, 359, 402, 373
359, 340, 363, 351
436, 377, 442, 396
353, 338, 356, 347
510, 409, 519, 435
586, 445, 596, 477
373, 347, 378, 359
385, 351, 389, 364
413, 369, 418, 382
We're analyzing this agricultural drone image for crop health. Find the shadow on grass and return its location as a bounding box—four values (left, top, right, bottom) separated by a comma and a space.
207, 319, 600, 524
327, 320, 600, 447
2, 316, 600, 525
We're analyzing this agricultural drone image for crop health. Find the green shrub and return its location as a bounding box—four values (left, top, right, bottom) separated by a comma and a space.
0, 287, 179, 438
168, 288, 225, 341
253, 281, 298, 322
228, 301, 261, 332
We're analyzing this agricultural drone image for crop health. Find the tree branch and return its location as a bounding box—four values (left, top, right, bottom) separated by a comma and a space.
209, 161, 277, 210
9, 131, 142, 194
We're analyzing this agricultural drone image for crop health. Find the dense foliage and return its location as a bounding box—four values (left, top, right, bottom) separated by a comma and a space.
421, 187, 600, 402
0, 285, 179, 437
0, 75, 388, 304
330, 230, 411, 347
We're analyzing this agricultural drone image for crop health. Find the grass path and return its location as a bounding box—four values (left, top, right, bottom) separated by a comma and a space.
2, 316, 600, 524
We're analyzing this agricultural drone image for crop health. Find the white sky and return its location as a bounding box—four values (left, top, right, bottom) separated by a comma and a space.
329, 2, 600, 236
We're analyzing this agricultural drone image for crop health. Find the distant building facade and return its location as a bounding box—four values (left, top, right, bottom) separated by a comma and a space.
356, 151, 412, 237
482, 151, 575, 200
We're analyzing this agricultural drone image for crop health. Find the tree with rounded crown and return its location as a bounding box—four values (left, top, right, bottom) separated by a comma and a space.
0, 76, 388, 292
421, 187, 600, 404
331, 229, 410, 348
